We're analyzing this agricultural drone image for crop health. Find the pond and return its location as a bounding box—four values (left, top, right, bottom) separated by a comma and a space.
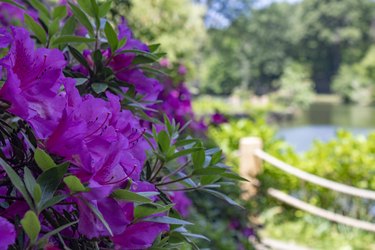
276, 100, 375, 152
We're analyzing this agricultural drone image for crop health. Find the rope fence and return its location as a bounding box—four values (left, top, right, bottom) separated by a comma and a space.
239, 137, 375, 233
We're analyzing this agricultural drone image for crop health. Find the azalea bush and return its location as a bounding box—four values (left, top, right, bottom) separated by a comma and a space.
0, 1, 246, 249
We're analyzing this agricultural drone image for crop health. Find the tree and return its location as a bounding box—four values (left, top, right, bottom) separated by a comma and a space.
295, 0, 375, 93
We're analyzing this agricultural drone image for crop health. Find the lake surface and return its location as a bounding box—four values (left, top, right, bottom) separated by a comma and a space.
276, 101, 375, 152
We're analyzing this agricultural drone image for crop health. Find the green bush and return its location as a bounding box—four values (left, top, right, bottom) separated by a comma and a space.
272, 62, 315, 111
208, 119, 375, 248
332, 46, 375, 105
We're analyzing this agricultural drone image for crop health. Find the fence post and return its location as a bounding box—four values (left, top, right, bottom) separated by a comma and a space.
239, 137, 263, 199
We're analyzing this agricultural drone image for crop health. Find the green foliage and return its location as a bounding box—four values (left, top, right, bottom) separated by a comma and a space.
208, 118, 375, 248
201, 0, 375, 96
116, 0, 206, 78
272, 62, 315, 110
333, 46, 375, 104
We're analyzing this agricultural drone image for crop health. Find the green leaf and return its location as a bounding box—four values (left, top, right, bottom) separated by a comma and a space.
132, 55, 157, 65
117, 49, 158, 60
28, 0, 50, 19
52, 35, 96, 46
202, 189, 243, 208
92, 83, 108, 94
118, 37, 127, 48
75, 78, 88, 86
200, 175, 221, 185
0, 158, 33, 208
192, 147, 205, 169
89, 0, 99, 20
38, 221, 78, 242
135, 203, 174, 219
112, 189, 152, 203
210, 150, 223, 165
82, 198, 113, 236
181, 232, 210, 242
143, 216, 193, 225
21, 210, 40, 243
52, 5, 67, 20
34, 148, 56, 172
175, 139, 199, 148
69, 3, 94, 36
0, 0, 25, 9
61, 16, 76, 36
37, 163, 68, 204
104, 21, 118, 52
24, 167, 36, 196
149, 43, 161, 53
193, 167, 226, 176
157, 130, 170, 153
167, 147, 203, 162
77, 0, 95, 17
63, 176, 86, 193
99, 0, 112, 17
48, 19, 60, 37
221, 173, 249, 182
68, 46, 92, 72
24, 14, 47, 44
40, 194, 67, 211
33, 184, 42, 204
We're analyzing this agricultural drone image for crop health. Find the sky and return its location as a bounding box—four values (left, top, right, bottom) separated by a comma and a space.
203, 0, 301, 28
254, 0, 301, 8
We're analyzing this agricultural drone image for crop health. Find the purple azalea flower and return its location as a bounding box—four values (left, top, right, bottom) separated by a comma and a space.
169, 191, 192, 218
211, 112, 228, 126
113, 221, 169, 250
118, 18, 149, 52
76, 197, 130, 239
178, 64, 187, 75
0, 27, 67, 138
0, 1, 38, 27
0, 216, 16, 250
116, 69, 163, 102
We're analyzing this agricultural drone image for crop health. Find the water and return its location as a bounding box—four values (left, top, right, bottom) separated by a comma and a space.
276, 101, 375, 152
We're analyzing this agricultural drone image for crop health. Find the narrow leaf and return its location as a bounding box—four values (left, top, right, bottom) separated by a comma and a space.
135, 203, 174, 219
69, 3, 94, 36
143, 216, 193, 225
38, 221, 78, 242
0, 158, 33, 208
29, 0, 50, 19
68, 45, 92, 72
99, 0, 112, 17
202, 189, 243, 208
37, 163, 68, 204
82, 199, 113, 236
104, 21, 118, 51
24, 14, 47, 44
112, 189, 152, 203
52, 5, 67, 20
52, 35, 96, 46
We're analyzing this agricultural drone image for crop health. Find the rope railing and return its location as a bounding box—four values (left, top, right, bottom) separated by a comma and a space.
255, 149, 375, 200
268, 188, 375, 232
239, 137, 375, 233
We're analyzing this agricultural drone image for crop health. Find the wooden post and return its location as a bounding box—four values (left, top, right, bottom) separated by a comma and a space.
239, 137, 262, 199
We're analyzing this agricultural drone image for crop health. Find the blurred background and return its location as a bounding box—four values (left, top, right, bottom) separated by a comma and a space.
116, 0, 375, 249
